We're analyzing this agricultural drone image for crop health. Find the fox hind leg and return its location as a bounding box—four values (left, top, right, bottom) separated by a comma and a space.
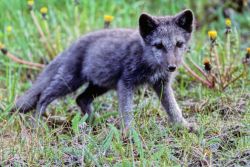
35, 73, 85, 118
76, 83, 108, 117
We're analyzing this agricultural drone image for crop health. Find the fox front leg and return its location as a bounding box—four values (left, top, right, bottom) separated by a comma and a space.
153, 80, 197, 132
117, 80, 134, 131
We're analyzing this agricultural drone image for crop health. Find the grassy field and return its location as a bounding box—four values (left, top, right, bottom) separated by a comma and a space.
0, 0, 250, 166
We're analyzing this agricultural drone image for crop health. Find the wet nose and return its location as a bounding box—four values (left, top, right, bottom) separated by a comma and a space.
168, 65, 176, 72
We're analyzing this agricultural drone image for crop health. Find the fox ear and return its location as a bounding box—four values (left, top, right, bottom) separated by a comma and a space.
139, 13, 158, 38
175, 9, 194, 33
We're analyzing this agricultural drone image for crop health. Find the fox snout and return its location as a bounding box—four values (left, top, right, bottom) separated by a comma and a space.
166, 53, 178, 72
167, 64, 177, 72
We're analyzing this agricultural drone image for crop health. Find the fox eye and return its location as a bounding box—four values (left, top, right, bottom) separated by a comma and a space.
176, 41, 184, 48
153, 43, 164, 50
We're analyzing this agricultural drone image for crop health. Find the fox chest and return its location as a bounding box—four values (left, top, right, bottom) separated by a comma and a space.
148, 70, 170, 84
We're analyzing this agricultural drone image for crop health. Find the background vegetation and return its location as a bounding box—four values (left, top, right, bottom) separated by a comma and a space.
0, 0, 249, 166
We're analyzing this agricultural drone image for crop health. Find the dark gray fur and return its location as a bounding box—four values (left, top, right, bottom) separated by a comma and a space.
12, 9, 195, 130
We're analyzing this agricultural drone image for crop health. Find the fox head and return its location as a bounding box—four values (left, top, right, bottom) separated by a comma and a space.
139, 9, 194, 72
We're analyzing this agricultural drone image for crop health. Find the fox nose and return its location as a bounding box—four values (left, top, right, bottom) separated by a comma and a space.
168, 65, 176, 72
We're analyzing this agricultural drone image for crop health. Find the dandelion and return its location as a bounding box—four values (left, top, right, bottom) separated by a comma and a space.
243, 48, 250, 66
203, 57, 212, 72
225, 18, 231, 34
40, 7, 48, 19
0, 42, 7, 55
225, 18, 231, 27
225, 19, 232, 60
203, 58, 210, 65
40, 7, 48, 14
27, 0, 34, 10
104, 15, 114, 22
208, 30, 217, 41
6, 26, 12, 33
245, 48, 250, 60
0, 42, 4, 50
27, 0, 34, 6
104, 15, 114, 28
247, 48, 250, 55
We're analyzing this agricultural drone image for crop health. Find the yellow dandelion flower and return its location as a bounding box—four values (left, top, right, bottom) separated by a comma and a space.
225, 18, 231, 27
247, 48, 250, 54
104, 15, 114, 22
40, 7, 48, 14
6, 26, 12, 33
203, 57, 212, 71
27, 0, 34, 6
203, 58, 210, 65
0, 42, 4, 50
208, 30, 217, 40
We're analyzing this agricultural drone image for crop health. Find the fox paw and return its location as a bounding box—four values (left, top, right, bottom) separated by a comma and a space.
172, 119, 198, 133
184, 122, 198, 133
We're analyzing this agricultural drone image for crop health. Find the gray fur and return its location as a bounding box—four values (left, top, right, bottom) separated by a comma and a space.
12, 9, 195, 130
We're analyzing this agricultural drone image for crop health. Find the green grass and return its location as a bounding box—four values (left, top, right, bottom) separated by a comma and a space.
0, 0, 250, 166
